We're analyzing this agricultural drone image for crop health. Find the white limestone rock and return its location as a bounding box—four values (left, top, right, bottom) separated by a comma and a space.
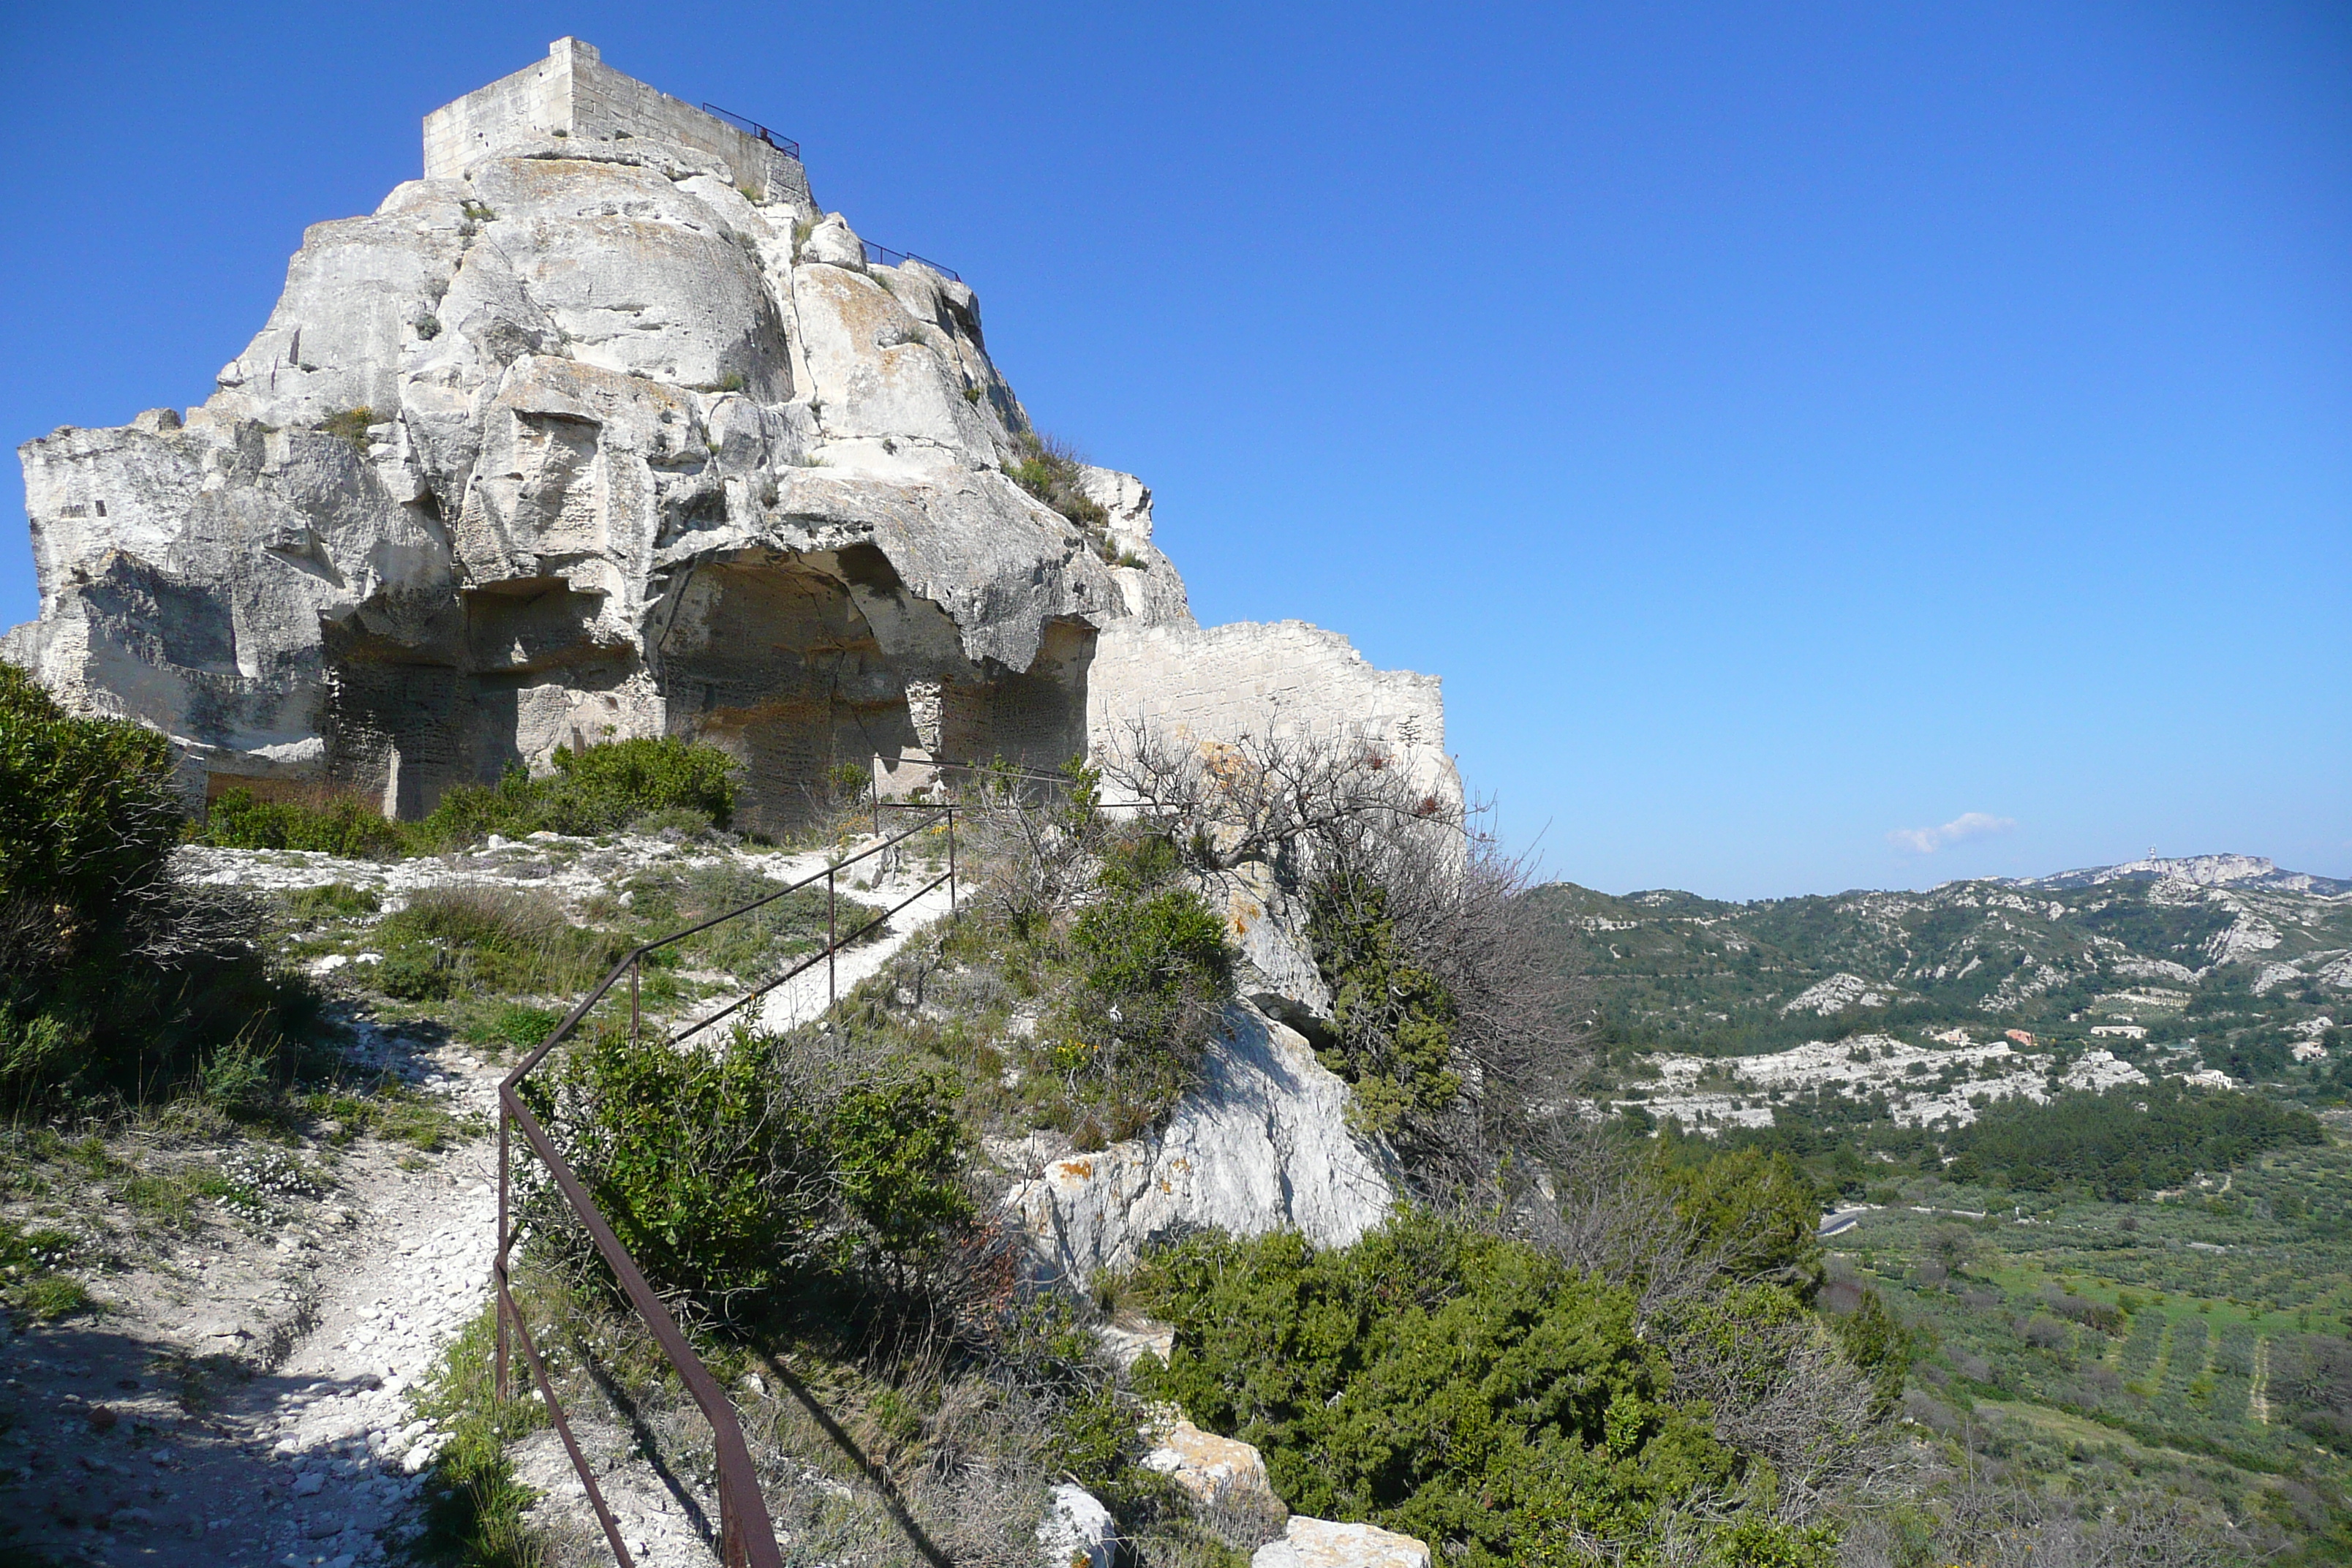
1078, 464, 1195, 627
797, 211, 868, 271
1212, 862, 1335, 1028
1037, 1482, 1116, 1568
1142, 1419, 1282, 1516
1252, 1517, 1432, 1568
1780, 973, 1889, 1016
1087, 618, 1455, 809
1005, 1001, 1395, 1284
10, 37, 1447, 845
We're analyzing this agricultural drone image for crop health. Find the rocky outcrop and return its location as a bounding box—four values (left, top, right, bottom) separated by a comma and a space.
1253, 1518, 1433, 1568
10, 37, 1449, 834
1002, 1001, 1395, 1284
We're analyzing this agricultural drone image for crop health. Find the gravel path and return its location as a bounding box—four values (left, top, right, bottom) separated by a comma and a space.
0, 1036, 500, 1568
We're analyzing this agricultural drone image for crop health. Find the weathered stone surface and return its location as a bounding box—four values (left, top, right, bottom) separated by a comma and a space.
1089, 617, 1452, 798
1252, 1517, 1433, 1568
11, 37, 1448, 840
1143, 1418, 1281, 1512
1210, 861, 1336, 1027
1004, 1001, 1395, 1283
1036, 1482, 1116, 1568
424, 39, 813, 209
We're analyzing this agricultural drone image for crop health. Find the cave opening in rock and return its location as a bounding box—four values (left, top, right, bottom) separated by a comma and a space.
657, 551, 920, 835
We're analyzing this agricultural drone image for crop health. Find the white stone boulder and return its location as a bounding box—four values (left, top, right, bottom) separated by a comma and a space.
1143, 1418, 1284, 1520
1252, 1517, 1432, 1568
1037, 1482, 1116, 1568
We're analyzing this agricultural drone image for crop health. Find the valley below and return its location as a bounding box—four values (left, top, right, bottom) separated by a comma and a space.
1539, 853, 2352, 1550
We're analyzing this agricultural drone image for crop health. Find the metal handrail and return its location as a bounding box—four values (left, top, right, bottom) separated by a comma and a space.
859, 239, 962, 283
494, 804, 957, 1567
700, 102, 802, 160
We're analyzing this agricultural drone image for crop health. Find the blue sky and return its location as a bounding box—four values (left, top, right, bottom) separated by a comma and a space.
2, 3, 2344, 899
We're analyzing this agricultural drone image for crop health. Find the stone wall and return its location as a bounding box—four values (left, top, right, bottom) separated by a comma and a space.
1087, 617, 1452, 792
423, 38, 812, 208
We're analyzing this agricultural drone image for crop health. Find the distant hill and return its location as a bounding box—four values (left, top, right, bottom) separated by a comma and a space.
1526, 856, 2351, 1079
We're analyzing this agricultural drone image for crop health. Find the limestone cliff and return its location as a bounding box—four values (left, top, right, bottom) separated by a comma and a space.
8, 37, 1447, 837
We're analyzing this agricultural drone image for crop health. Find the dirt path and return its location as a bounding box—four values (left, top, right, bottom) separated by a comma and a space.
0, 830, 949, 1567
0, 1034, 500, 1568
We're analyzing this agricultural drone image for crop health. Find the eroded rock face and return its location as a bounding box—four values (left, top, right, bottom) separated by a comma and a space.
12, 38, 1447, 835
1003, 1002, 1396, 1284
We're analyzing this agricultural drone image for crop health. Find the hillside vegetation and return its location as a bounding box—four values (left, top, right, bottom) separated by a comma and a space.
1532, 857, 2352, 1559
1533, 863, 2349, 1081
7, 658, 2331, 1563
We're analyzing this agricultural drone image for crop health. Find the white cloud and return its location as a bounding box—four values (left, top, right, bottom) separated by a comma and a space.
1888, 812, 2016, 855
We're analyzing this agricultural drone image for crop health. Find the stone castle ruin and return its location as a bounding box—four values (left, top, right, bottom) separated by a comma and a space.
8, 39, 1447, 832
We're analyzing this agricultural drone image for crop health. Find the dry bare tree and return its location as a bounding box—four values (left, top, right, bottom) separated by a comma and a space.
1095, 719, 1590, 1197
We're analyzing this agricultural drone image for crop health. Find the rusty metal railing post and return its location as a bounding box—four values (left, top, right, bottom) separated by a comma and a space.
629, 956, 640, 1041
495, 1104, 510, 1403
946, 804, 957, 918
826, 864, 837, 1006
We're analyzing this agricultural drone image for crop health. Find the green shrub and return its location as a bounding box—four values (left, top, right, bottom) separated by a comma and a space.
0, 660, 180, 931
827, 1074, 973, 1259
0, 1012, 86, 1106
1, 663, 320, 1110
472, 1003, 565, 1053
426, 737, 739, 843
1095, 832, 1180, 895
197, 1028, 280, 1115
1305, 874, 1460, 1134
1654, 1141, 1824, 1289
1128, 1211, 1811, 1567
1058, 881, 1233, 1119
410, 1304, 550, 1567
199, 787, 412, 858
527, 1027, 970, 1322
1003, 430, 1109, 532
624, 804, 715, 838
374, 887, 624, 1001
622, 862, 873, 981
827, 760, 872, 801
203, 739, 742, 856
318, 407, 374, 453
282, 881, 382, 919
543, 736, 737, 832
1824, 1286, 1918, 1417
1945, 1079, 2323, 1199
0, 1218, 91, 1323
12, 1273, 94, 1322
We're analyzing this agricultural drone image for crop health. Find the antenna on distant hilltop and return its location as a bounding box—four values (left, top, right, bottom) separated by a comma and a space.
2148, 845, 2157, 860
